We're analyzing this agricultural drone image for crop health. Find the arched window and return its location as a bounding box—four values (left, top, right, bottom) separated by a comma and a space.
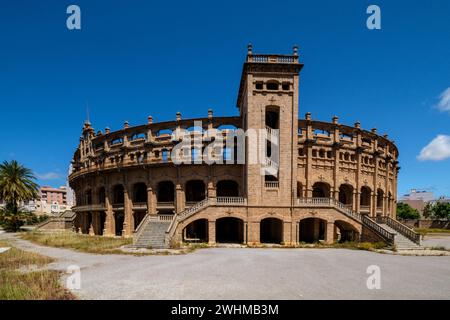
112, 185, 124, 204
185, 180, 206, 202
133, 183, 147, 203
216, 180, 239, 197
157, 181, 175, 202
312, 182, 331, 198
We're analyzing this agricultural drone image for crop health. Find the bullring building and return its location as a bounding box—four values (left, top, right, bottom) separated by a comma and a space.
69, 45, 421, 249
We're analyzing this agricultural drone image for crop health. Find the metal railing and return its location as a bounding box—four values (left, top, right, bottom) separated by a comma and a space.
362, 215, 395, 245
376, 216, 421, 245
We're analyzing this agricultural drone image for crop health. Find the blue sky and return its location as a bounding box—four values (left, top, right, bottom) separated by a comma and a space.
0, 0, 449, 198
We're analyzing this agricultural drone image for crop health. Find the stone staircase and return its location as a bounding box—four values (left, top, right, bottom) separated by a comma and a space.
133, 220, 171, 249
378, 223, 421, 250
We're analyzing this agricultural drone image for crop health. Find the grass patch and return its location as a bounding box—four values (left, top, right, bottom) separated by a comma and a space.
0, 240, 75, 300
247, 241, 388, 251
414, 228, 450, 235
21, 231, 132, 254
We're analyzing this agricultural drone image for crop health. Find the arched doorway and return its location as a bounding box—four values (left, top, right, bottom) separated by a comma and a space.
312, 182, 330, 198
377, 189, 384, 216
184, 219, 208, 243
334, 220, 359, 243
299, 218, 326, 243
216, 217, 244, 243
265, 106, 280, 129
98, 187, 106, 205
339, 184, 354, 207
157, 181, 175, 202
260, 218, 283, 244
216, 180, 239, 197
185, 180, 206, 202
85, 189, 92, 205
113, 185, 124, 204
114, 212, 124, 236
133, 182, 147, 203
360, 186, 371, 213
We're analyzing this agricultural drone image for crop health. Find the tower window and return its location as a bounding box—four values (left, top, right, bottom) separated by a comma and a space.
266, 82, 279, 90
282, 83, 290, 90
255, 82, 263, 90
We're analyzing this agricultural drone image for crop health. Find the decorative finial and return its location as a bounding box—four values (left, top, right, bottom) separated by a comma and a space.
176, 112, 181, 121
332, 115, 338, 124
293, 45, 299, 56
208, 109, 213, 119
105, 127, 110, 134
247, 43, 253, 55
124, 121, 129, 129
305, 112, 311, 121
371, 128, 377, 134
383, 134, 388, 139
148, 116, 153, 124
355, 121, 361, 129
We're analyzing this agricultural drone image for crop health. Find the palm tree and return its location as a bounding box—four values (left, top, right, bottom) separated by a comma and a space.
0, 160, 39, 231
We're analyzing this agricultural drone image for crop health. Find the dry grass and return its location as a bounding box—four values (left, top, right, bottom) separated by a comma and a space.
414, 228, 450, 235
0, 240, 75, 300
248, 241, 388, 251
21, 231, 132, 254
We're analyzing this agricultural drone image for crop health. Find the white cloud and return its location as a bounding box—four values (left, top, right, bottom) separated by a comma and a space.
418, 135, 450, 161
436, 87, 450, 113
36, 172, 64, 180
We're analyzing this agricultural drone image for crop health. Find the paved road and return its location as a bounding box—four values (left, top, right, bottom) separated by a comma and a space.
2, 233, 450, 300
422, 234, 450, 250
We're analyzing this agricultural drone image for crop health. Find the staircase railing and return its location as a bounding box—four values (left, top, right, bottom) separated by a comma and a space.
362, 215, 396, 245
165, 198, 212, 246
297, 197, 362, 222
133, 214, 152, 244
376, 216, 421, 245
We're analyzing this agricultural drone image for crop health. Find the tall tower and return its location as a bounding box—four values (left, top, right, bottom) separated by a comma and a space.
236, 45, 304, 207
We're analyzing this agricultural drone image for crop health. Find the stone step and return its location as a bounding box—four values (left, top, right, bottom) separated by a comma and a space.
133, 220, 171, 249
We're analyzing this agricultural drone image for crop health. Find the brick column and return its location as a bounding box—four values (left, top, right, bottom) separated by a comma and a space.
147, 187, 156, 216
370, 192, 376, 217
208, 220, 216, 245
123, 187, 133, 237
247, 221, 258, 244
354, 191, 360, 212
175, 183, 184, 213
326, 221, 335, 244
103, 188, 115, 236
207, 181, 216, 199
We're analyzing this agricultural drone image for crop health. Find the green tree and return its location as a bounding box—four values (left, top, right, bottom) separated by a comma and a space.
432, 202, 450, 220
396, 202, 420, 219
422, 202, 433, 218
0, 160, 39, 231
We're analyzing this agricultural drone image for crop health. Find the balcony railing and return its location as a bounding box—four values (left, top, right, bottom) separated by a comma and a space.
132, 202, 147, 210
247, 54, 298, 64
156, 202, 175, 208
265, 181, 279, 188
157, 214, 174, 222
112, 203, 124, 210
216, 197, 246, 205
73, 204, 106, 212
360, 205, 371, 213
